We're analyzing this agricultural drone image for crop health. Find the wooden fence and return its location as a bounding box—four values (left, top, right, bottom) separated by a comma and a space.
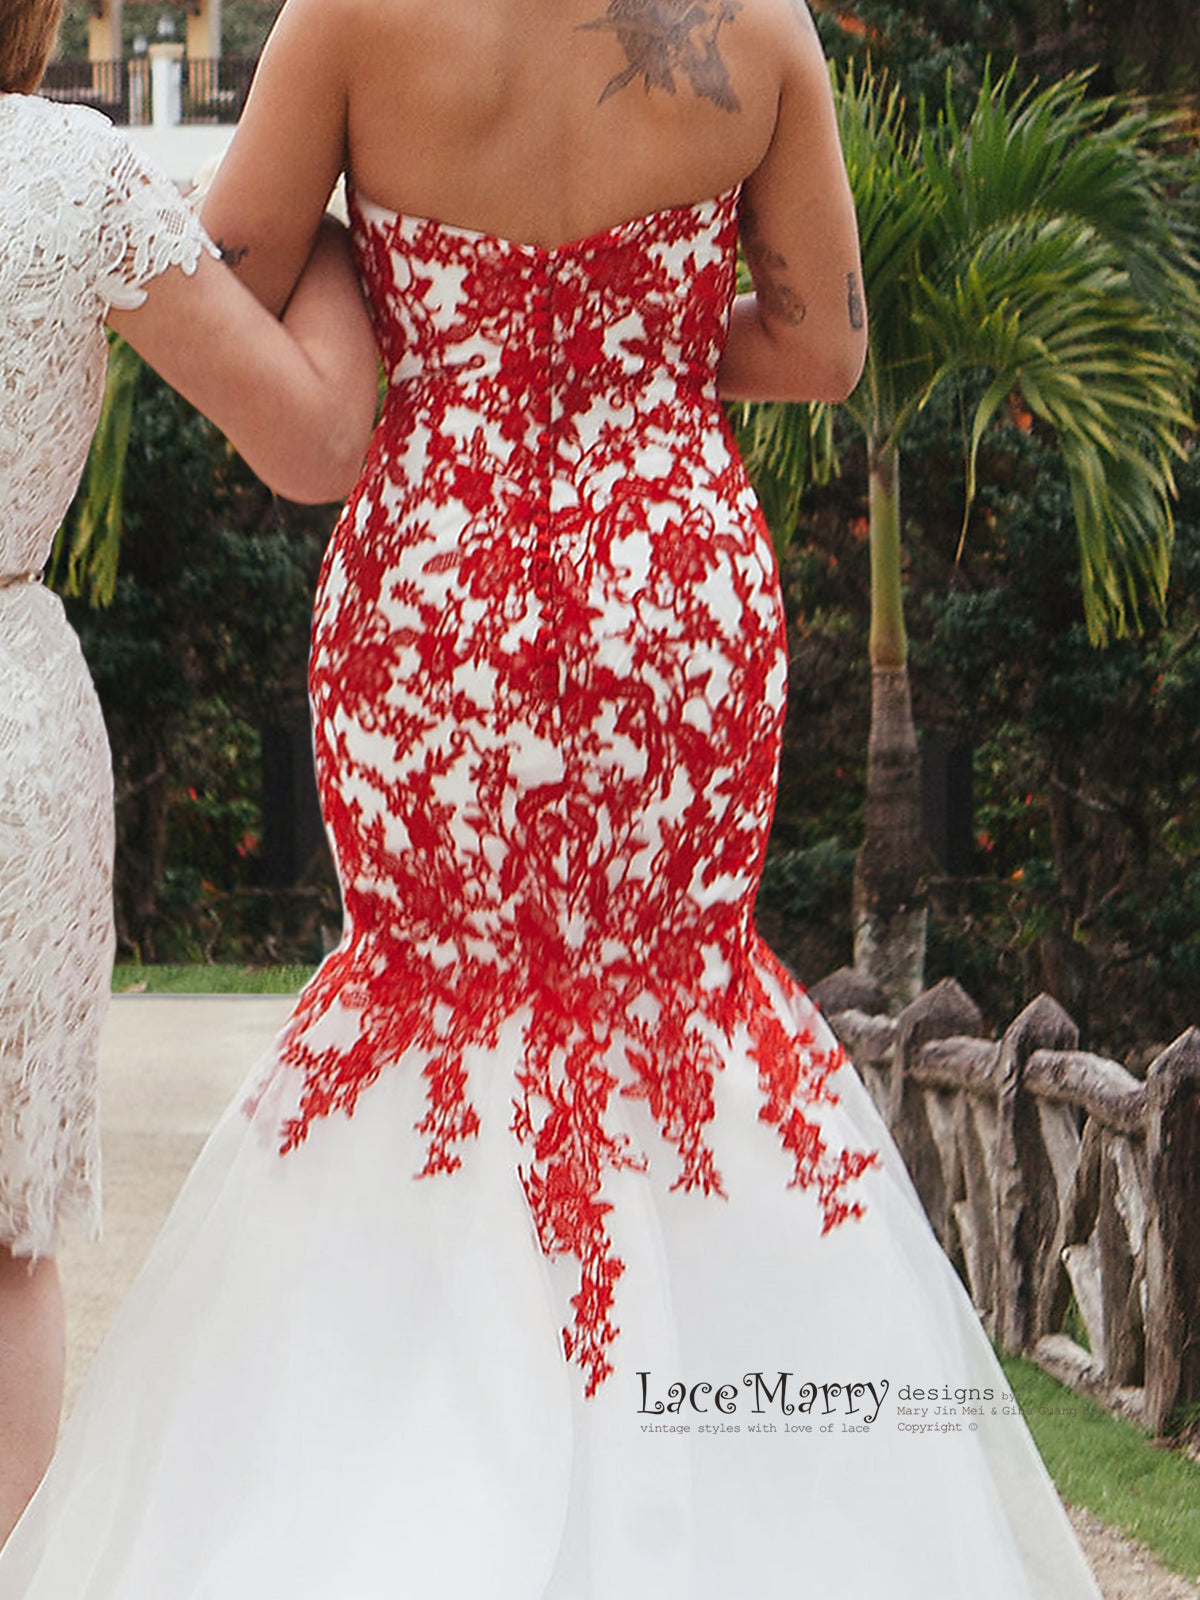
816, 975, 1200, 1436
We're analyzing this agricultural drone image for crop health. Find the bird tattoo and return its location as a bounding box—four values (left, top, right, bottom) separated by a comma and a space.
581, 0, 744, 113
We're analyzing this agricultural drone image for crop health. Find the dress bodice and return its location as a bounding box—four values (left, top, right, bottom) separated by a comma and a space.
334, 185, 764, 987
0, 95, 210, 572
350, 187, 740, 406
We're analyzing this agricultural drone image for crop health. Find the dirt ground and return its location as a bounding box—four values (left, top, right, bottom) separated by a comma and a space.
1070, 1507, 1199, 1599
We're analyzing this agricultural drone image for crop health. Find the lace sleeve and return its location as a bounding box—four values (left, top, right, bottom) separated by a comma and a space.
93, 122, 219, 311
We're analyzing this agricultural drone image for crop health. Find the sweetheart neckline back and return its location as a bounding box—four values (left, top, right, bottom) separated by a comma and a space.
350, 183, 743, 257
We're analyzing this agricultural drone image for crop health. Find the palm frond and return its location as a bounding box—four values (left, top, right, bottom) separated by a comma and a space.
48, 334, 143, 608
731, 400, 837, 558
918, 210, 1195, 639
735, 63, 1199, 644
924, 67, 1200, 352
835, 61, 943, 439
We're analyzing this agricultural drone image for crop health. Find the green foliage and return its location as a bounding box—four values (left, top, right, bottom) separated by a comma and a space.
817, 0, 1200, 101
758, 838, 857, 920
736, 64, 1200, 645
813, 0, 1007, 113
763, 354, 1200, 1050
57, 362, 340, 963
920, 405, 1200, 1049
54, 4, 89, 62
739, 61, 1200, 999
756, 841, 858, 984
731, 402, 837, 560
918, 74, 1199, 637
218, 0, 284, 58
49, 334, 140, 606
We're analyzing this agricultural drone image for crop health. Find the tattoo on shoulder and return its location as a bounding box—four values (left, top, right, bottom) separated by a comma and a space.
215, 239, 250, 269
580, 0, 743, 114
847, 271, 865, 330
741, 202, 808, 326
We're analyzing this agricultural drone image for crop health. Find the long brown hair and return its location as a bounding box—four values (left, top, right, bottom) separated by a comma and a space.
0, 0, 64, 94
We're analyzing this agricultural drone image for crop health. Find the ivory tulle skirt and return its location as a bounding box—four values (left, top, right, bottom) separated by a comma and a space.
0, 980, 1101, 1600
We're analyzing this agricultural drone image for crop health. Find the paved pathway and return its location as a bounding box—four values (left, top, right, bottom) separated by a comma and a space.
58, 994, 293, 1413
58, 997, 1194, 1598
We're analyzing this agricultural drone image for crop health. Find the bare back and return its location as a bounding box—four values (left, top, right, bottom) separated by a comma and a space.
343, 0, 787, 246
204, 0, 865, 403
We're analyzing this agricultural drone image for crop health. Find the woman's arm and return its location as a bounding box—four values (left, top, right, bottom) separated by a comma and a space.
108, 220, 378, 504
200, 0, 352, 314
717, 0, 866, 403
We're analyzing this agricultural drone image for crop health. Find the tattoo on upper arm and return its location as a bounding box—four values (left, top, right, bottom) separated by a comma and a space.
580, 0, 743, 113
847, 271, 865, 330
215, 239, 250, 269
741, 203, 808, 326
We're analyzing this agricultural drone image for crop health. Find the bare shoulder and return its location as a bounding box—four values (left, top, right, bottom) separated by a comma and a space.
723, 0, 824, 58
255, 0, 364, 72
731, 0, 832, 96
761, 0, 833, 84
337, 0, 474, 68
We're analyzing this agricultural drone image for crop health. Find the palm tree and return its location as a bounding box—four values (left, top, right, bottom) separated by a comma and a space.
737, 64, 1200, 1010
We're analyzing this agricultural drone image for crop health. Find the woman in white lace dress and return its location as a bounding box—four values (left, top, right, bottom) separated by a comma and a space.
0, 0, 378, 1543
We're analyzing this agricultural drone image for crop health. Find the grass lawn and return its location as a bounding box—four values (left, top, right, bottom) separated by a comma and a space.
112, 964, 316, 995
1002, 1355, 1200, 1582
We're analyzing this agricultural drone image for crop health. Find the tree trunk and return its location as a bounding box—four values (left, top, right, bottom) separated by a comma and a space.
113, 753, 171, 960
853, 441, 927, 1010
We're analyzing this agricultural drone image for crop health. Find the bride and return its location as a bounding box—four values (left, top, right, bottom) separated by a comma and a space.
1, 0, 1103, 1593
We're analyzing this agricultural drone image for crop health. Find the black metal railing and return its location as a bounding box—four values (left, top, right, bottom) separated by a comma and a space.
40, 59, 139, 125
40, 56, 257, 127
180, 57, 257, 124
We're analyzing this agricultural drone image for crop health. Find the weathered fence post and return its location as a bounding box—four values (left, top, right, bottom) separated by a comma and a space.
993, 995, 1078, 1355
1143, 1028, 1200, 1435
890, 978, 981, 1128
886, 980, 983, 1284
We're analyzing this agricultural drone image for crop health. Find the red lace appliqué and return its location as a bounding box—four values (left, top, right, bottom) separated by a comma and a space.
257, 188, 877, 1397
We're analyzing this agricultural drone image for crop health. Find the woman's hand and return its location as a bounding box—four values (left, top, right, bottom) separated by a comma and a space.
109, 219, 378, 504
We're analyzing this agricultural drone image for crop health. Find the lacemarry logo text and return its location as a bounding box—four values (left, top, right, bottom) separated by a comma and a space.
636, 1372, 889, 1425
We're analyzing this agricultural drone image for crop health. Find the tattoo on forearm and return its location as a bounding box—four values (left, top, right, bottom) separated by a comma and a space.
847, 271, 865, 330
215, 239, 250, 269
741, 203, 808, 326
580, 0, 743, 113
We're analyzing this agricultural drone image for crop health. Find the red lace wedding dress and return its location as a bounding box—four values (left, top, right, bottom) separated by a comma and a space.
0, 186, 1101, 1598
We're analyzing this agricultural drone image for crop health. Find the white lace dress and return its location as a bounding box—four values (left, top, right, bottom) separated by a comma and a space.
0, 93, 211, 1257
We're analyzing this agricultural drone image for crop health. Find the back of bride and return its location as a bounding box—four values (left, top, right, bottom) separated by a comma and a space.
203, 0, 866, 403
0, 1, 1104, 1596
